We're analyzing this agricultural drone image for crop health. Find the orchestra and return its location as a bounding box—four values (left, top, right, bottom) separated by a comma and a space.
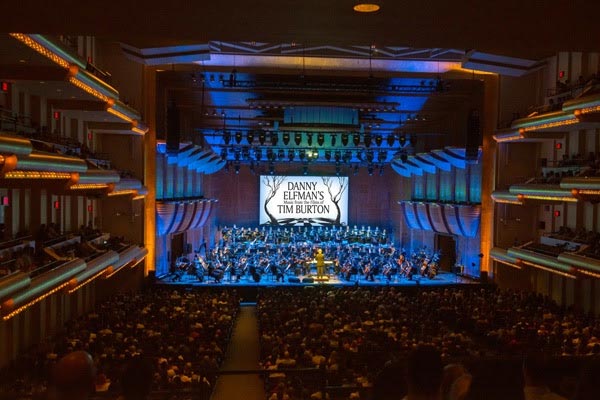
170, 225, 442, 284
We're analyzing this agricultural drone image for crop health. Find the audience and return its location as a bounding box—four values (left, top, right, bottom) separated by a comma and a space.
48, 351, 96, 400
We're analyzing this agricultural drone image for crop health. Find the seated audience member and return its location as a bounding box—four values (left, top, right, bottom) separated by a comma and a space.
571, 360, 600, 400
372, 361, 407, 400
49, 351, 96, 400
440, 364, 472, 400
117, 356, 154, 400
406, 345, 443, 400
522, 352, 566, 400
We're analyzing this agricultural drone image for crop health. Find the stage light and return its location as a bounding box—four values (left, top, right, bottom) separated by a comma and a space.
379, 165, 384, 176
335, 165, 341, 176
258, 131, 266, 145
378, 150, 387, 162
220, 147, 228, 159
356, 151, 364, 162
303, 163, 308, 175
387, 134, 395, 146
399, 135, 406, 146
341, 133, 349, 146
364, 133, 372, 147
325, 150, 332, 161
307, 133, 313, 146
242, 147, 250, 160
266, 148, 275, 161
234, 131, 242, 144
353, 133, 360, 146
246, 131, 254, 144
299, 149, 306, 160
234, 162, 240, 174
249, 162, 256, 174
343, 151, 352, 164
368, 164, 374, 176
307, 149, 319, 160
224, 161, 230, 173
294, 133, 302, 146
353, 165, 359, 176
271, 132, 279, 146
366, 150, 374, 163
269, 163, 275, 175
278, 149, 285, 160
334, 151, 341, 162
331, 134, 336, 146
283, 132, 290, 145
254, 148, 262, 161
234, 150, 241, 161
317, 133, 325, 146
288, 149, 295, 161
375, 135, 383, 147
223, 131, 231, 145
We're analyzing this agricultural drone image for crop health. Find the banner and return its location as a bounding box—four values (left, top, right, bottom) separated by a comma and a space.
259, 175, 349, 226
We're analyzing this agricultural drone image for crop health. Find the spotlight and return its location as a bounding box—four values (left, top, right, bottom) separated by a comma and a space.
234, 150, 241, 161
299, 149, 306, 160
242, 147, 250, 160
386, 134, 395, 146
288, 149, 295, 161
356, 151, 364, 162
271, 132, 279, 146
364, 133, 372, 148
258, 130, 266, 145
294, 133, 302, 146
283, 132, 290, 145
249, 161, 256, 174
307, 133, 313, 146
399, 135, 406, 146
269, 163, 275, 175
331, 134, 336, 146
366, 150, 374, 163
317, 133, 325, 146
220, 147, 228, 159
335, 165, 341, 176
234, 162, 240, 174
375, 135, 383, 147
334, 151, 341, 162
344, 151, 352, 164
307, 149, 319, 160
353, 133, 360, 146
224, 161, 230, 173
266, 149, 275, 161
223, 130, 231, 145
254, 148, 263, 161
246, 131, 254, 144
303, 165, 308, 176
378, 150, 387, 162
341, 133, 349, 146
368, 164, 374, 176
278, 149, 285, 160
325, 150, 332, 161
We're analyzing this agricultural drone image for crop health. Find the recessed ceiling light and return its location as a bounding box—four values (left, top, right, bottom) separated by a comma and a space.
156, 69, 164, 72
353, 3, 380, 12
19, 59, 26, 63
39, 81, 45, 84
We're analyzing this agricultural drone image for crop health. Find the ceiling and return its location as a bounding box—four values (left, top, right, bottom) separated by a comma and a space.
4, 1, 599, 60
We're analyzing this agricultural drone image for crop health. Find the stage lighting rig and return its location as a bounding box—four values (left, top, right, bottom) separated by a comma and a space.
271, 132, 279, 146
317, 133, 325, 146
294, 133, 302, 146
258, 131, 266, 145
283, 132, 290, 145
341, 133, 349, 146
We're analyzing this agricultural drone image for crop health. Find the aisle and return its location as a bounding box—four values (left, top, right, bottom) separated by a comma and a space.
211, 304, 265, 400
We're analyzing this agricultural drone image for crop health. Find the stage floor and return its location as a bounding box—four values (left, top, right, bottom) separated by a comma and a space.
157, 271, 477, 288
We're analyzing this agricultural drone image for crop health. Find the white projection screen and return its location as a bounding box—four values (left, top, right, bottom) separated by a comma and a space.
259, 175, 349, 226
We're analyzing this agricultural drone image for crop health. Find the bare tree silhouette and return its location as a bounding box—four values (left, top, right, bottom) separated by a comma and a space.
322, 176, 348, 224
262, 175, 286, 224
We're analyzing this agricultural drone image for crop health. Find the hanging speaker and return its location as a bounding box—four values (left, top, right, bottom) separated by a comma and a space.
166, 100, 180, 155
466, 109, 481, 161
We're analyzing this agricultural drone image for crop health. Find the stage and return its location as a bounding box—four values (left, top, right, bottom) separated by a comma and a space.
157, 270, 477, 288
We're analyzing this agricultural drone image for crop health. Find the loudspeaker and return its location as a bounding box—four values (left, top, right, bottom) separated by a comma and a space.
466, 109, 481, 161
302, 277, 314, 284
288, 277, 301, 283
166, 100, 180, 155
480, 271, 488, 283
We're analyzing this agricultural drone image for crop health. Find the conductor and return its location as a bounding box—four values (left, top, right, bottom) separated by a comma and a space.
315, 248, 325, 277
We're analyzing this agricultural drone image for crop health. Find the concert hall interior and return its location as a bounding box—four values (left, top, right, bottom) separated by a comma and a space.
1, 2, 600, 400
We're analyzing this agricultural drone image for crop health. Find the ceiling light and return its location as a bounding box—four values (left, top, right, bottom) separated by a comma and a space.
353, 3, 380, 13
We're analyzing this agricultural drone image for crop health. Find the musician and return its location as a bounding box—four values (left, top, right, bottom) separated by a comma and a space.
315, 248, 325, 277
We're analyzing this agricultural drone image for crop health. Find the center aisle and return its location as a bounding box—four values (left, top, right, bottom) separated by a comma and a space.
211, 303, 266, 400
